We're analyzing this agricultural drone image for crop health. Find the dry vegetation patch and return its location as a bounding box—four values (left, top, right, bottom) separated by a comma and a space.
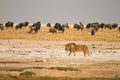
0, 27, 120, 41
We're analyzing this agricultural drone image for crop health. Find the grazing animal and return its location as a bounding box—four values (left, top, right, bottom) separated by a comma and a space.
62, 23, 69, 28
65, 43, 90, 56
99, 23, 105, 30
5, 21, 14, 28
105, 23, 118, 30
91, 29, 95, 36
0, 23, 4, 30
23, 21, 29, 27
73, 22, 84, 31
86, 23, 100, 31
49, 28, 57, 33
29, 21, 41, 33
15, 23, 24, 30
54, 23, 65, 33
46, 23, 51, 27
118, 27, 120, 32
73, 24, 81, 30
79, 22, 84, 31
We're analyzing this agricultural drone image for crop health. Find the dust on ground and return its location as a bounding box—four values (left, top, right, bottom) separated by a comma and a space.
0, 40, 120, 78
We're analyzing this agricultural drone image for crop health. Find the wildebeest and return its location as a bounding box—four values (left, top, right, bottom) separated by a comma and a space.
54, 23, 65, 33
91, 29, 95, 36
90, 23, 100, 31
86, 23, 92, 29
73, 24, 80, 30
49, 28, 57, 33
111, 23, 118, 29
73, 22, 84, 31
104, 23, 118, 30
0, 23, 4, 30
15, 23, 24, 30
29, 21, 41, 33
5, 21, 14, 28
65, 43, 91, 56
118, 26, 120, 32
99, 23, 105, 30
23, 21, 29, 27
46, 23, 51, 27
86, 23, 99, 29
62, 23, 69, 28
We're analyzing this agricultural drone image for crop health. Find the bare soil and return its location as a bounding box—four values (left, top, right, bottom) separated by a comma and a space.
0, 40, 120, 78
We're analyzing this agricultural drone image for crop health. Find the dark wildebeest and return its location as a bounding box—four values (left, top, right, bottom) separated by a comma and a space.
5, 21, 14, 28
46, 23, 51, 27
29, 21, 41, 33
91, 29, 95, 36
86, 23, 92, 29
73, 22, 84, 31
111, 23, 118, 29
73, 24, 80, 30
15, 23, 24, 30
49, 28, 57, 33
118, 26, 120, 32
0, 23, 4, 30
23, 21, 29, 27
91, 23, 100, 31
79, 22, 84, 31
86, 23, 100, 31
105, 24, 112, 30
62, 23, 69, 28
54, 23, 65, 33
99, 23, 105, 30
105, 23, 118, 30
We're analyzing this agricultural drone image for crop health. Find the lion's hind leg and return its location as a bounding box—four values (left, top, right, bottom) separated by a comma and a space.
73, 51, 76, 56
68, 51, 72, 56
83, 52, 87, 56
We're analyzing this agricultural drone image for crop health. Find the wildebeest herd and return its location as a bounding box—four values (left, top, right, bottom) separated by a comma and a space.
0, 21, 120, 35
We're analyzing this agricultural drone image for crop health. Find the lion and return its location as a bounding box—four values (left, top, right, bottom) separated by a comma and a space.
65, 43, 91, 56
65, 43, 76, 55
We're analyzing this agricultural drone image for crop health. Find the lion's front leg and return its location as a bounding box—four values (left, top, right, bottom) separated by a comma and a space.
68, 52, 71, 56
68, 51, 72, 56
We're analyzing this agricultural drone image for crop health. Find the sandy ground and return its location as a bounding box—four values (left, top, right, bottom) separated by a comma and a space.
0, 39, 120, 78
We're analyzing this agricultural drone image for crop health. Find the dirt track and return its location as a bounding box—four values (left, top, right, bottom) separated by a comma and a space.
0, 40, 120, 77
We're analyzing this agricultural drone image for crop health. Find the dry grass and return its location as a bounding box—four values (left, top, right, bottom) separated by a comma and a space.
0, 26, 120, 41
0, 74, 119, 80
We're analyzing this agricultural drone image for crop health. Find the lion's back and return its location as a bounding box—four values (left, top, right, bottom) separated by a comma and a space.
75, 45, 89, 52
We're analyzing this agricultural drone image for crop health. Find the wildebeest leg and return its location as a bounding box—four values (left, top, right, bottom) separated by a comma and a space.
35, 30, 38, 33
29, 29, 32, 33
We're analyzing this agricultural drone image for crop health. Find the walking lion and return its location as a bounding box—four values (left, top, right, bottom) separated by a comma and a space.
65, 42, 91, 56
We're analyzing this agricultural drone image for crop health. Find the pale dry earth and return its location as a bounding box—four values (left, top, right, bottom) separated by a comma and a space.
0, 40, 120, 78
